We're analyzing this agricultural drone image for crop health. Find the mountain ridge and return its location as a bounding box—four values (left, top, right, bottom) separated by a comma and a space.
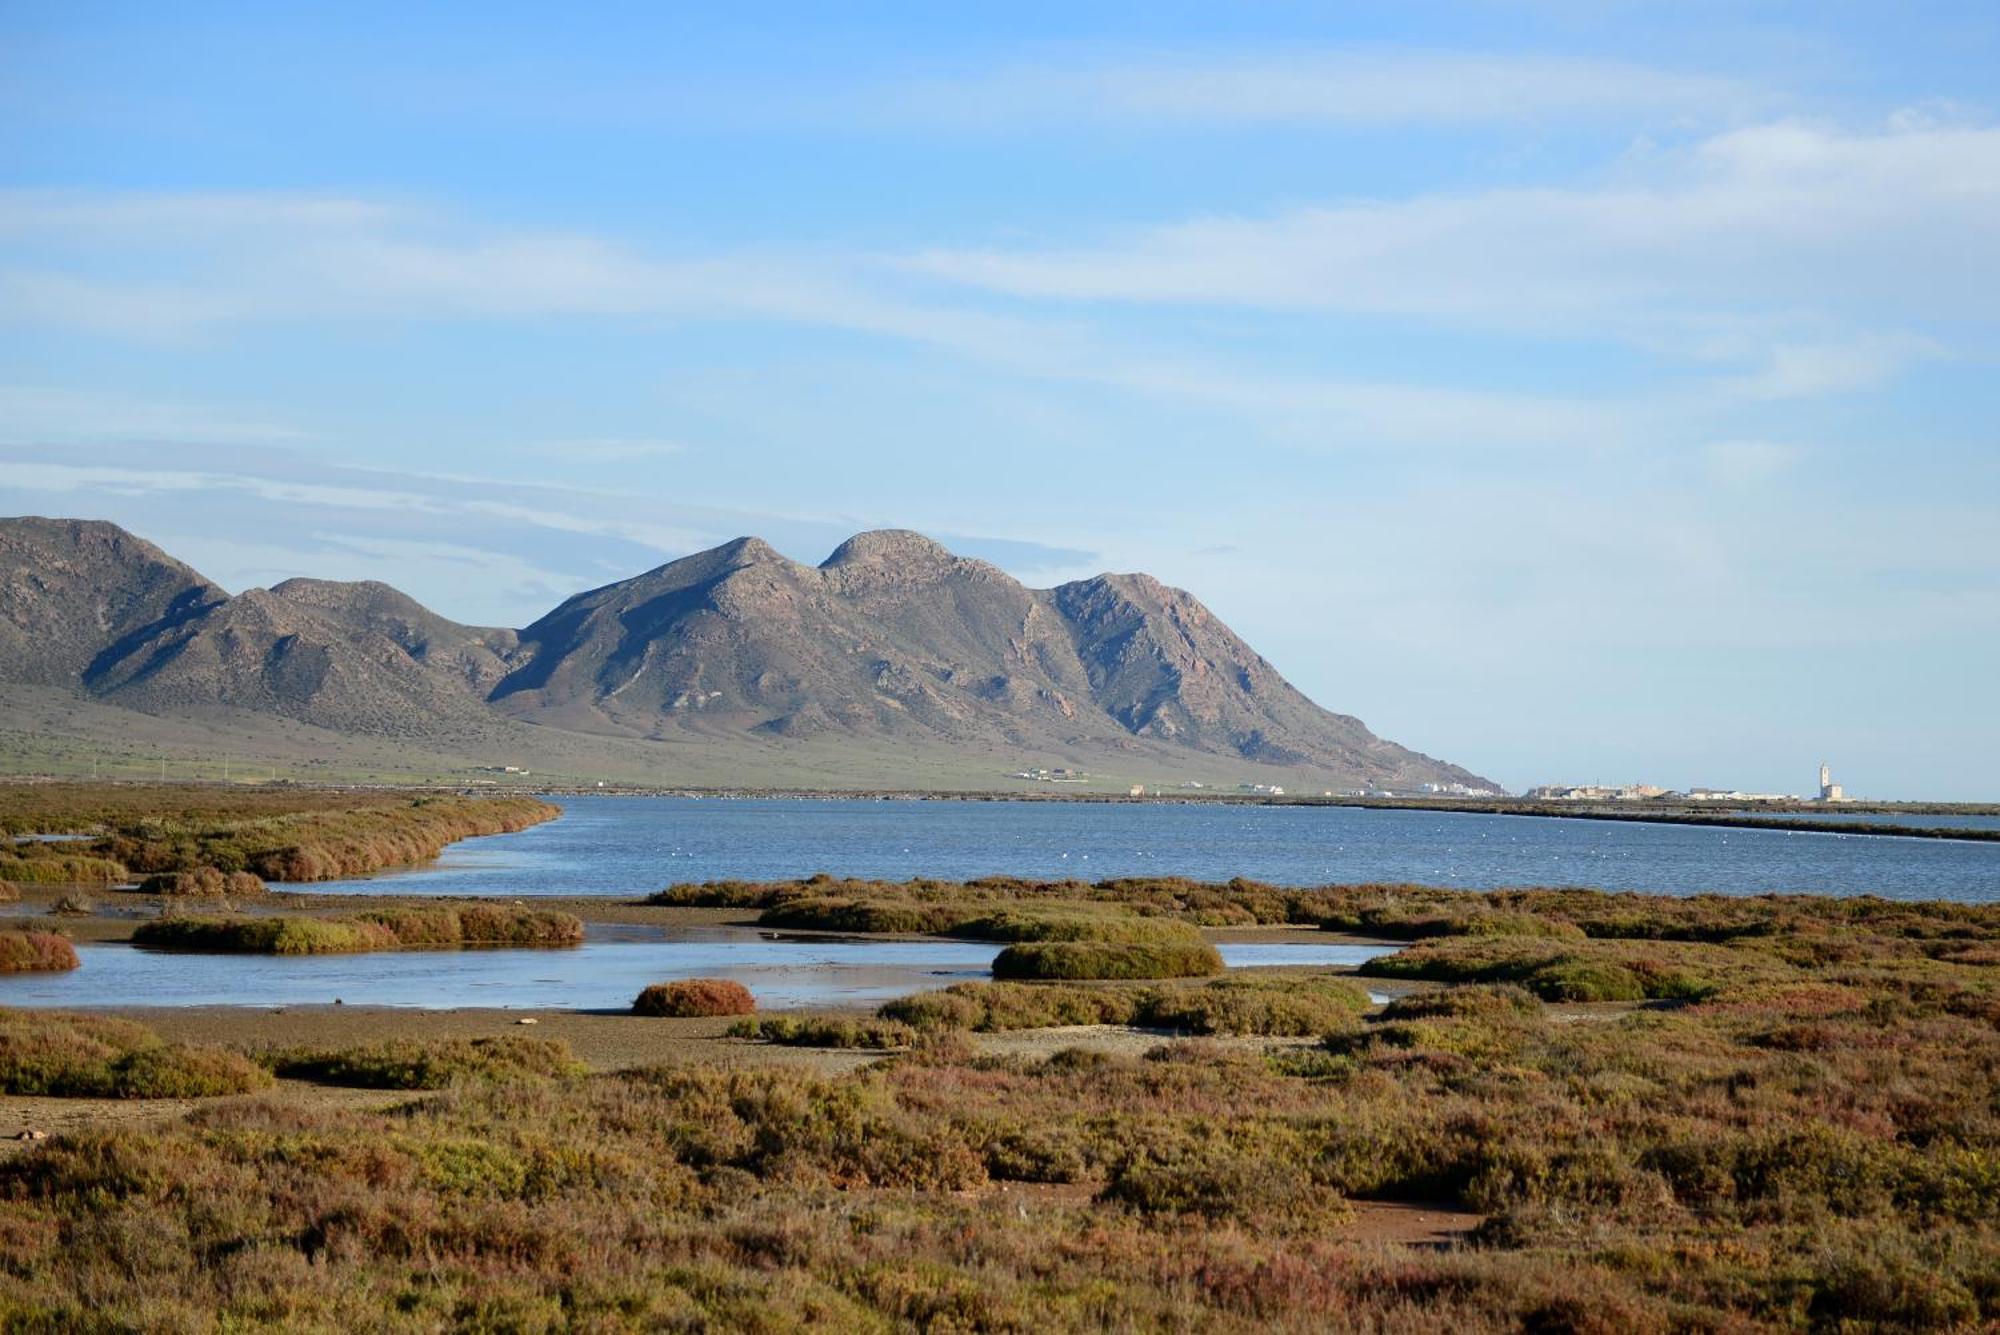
0, 516, 1499, 792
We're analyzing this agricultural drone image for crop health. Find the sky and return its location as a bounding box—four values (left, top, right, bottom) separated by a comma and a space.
2, 1, 1997, 799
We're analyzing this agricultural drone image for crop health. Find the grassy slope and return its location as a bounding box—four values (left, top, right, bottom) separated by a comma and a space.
0, 682, 1409, 794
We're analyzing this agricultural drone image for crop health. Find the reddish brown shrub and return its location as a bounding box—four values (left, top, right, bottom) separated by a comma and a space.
0, 931, 80, 972
634, 979, 757, 1017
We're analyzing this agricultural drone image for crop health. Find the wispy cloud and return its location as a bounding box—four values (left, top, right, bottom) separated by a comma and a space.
880, 49, 1759, 129
905, 119, 2000, 352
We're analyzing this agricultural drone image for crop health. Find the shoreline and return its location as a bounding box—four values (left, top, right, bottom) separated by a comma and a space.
9, 774, 1993, 842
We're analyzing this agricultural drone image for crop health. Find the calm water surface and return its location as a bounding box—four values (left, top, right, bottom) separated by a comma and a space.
0, 935, 1389, 1010
307, 796, 2000, 902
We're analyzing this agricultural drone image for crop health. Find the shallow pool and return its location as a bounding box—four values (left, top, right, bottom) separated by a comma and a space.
0, 933, 1391, 1011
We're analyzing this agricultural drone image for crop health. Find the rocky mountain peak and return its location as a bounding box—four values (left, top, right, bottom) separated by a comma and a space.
821, 529, 957, 572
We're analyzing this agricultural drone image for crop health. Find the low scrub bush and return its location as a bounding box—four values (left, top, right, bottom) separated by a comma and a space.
265, 1036, 584, 1089
883, 981, 1139, 1031
0, 854, 126, 885
634, 979, 757, 1017
360, 904, 585, 948
133, 906, 583, 955
0, 880, 17, 902
758, 897, 964, 935
136, 866, 267, 896
728, 1016, 917, 1049
51, 790, 559, 883
0, 931, 79, 973
1359, 937, 1753, 1002
884, 973, 1368, 1036
134, 916, 397, 955
0, 1009, 270, 1097
1378, 984, 1542, 1022
992, 939, 1224, 981
1138, 973, 1370, 1035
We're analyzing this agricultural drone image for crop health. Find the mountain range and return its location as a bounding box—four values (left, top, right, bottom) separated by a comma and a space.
0, 516, 1496, 792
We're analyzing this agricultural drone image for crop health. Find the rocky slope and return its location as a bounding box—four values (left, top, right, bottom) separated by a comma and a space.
0, 517, 1496, 790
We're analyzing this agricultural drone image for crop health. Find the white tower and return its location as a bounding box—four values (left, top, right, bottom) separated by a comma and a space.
1819, 763, 1831, 792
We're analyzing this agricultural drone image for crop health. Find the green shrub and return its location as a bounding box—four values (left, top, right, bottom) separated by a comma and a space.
1378, 984, 1542, 1022
0, 931, 79, 973
984, 1125, 1088, 1183
757, 897, 966, 935
1137, 974, 1370, 1036
266, 1036, 585, 1089
992, 940, 1224, 981
133, 906, 583, 954
136, 866, 267, 896
634, 979, 757, 1017
728, 1016, 917, 1049
1359, 937, 1746, 1002
0, 854, 126, 885
0, 1010, 270, 1097
882, 981, 1140, 1031
133, 915, 396, 955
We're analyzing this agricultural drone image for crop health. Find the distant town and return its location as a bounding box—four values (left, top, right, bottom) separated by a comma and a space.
1525, 765, 1854, 805
1005, 765, 1857, 804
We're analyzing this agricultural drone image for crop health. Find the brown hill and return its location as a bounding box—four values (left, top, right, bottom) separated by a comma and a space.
0, 517, 1497, 791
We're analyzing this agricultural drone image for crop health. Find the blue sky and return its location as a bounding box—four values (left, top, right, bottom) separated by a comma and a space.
2, 2, 1997, 798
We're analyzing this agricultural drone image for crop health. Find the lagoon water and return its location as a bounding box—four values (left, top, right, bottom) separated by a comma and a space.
0, 935, 1391, 1011
308, 795, 2000, 902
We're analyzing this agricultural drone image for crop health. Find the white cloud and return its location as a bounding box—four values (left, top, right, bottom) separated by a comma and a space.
0, 386, 309, 446
906, 118, 2000, 337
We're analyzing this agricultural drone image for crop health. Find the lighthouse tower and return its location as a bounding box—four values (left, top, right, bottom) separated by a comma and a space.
1818, 764, 1845, 802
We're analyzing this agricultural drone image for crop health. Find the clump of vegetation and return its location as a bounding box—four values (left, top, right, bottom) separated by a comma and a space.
1377, 983, 1542, 1022
131, 905, 584, 955
0, 880, 18, 903
1138, 972, 1369, 1034
883, 980, 1137, 1032
136, 866, 267, 896
0, 853, 126, 885
634, 978, 756, 1017
992, 938, 1225, 981
356, 904, 585, 948
882, 972, 1370, 1036
758, 897, 966, 935
48, 894, 93, 917
728, 1016, 918, 1049
0, 1010, 270, 1097
1358, 935, 1755, 1001
0, 783, 559, 883
0, 932, 79, 973
134, 916, 396, 955
263, 1036, 584, 1089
